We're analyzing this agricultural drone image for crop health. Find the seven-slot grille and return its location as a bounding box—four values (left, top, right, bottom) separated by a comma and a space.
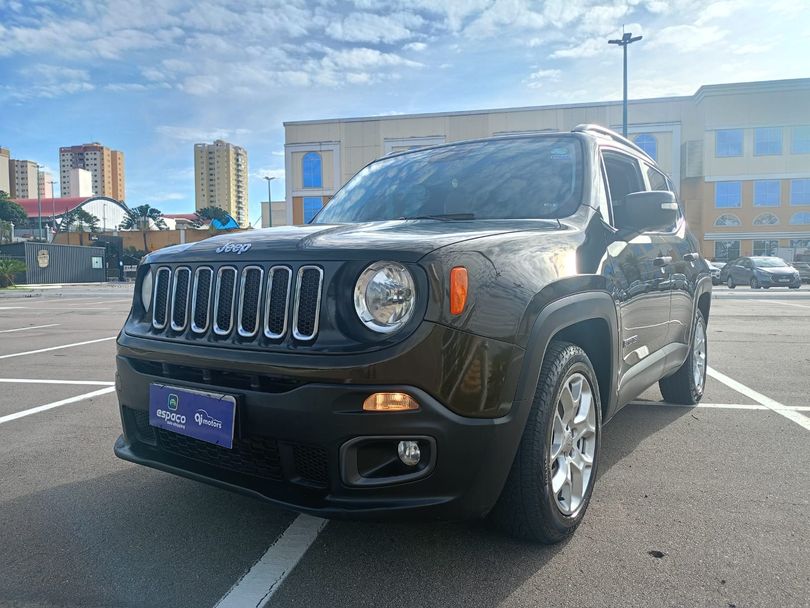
151, 264, 323, 342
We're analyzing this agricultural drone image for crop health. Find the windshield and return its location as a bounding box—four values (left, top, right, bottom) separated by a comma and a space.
313, 136, 583, 224
752, 257, 788, 268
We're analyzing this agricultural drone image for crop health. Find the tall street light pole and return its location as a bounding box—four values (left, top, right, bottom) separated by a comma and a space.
35, 164, 43, 240
608, 31, 642, 138
263, 176, 277, 228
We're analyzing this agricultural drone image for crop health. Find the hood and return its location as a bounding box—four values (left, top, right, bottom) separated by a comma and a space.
757, 266, 795, 275
145, 220, 561, 264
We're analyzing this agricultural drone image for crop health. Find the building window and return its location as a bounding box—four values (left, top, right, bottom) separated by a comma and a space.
302, 152, 322, 188
715, 129, 743, 157
789, 212, 810, 225
790, 239, 810, 249
791, 126, 810, 154
634, 134, 657, 160
790, 179, 810, 205
752, 240, 779, 256
303, 196, 322, 223
753, 212, 779, 225
714, 240, 740, 261
715, 181, 742, 208
753, 180, 780, 207
714, 214, 741, 226
754, 127, 782, 156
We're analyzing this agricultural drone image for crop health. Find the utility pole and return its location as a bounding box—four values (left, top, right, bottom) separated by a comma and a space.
263, 176, 277, 228
36, 164, 43, 240
608, 30, 643, 138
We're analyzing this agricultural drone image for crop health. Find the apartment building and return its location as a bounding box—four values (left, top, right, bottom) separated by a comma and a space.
0, 147, 10, 195
38, 171, 54, 198
284, 78, 810, 260
59, 142, 125, 200
10, 159, 39, 199
194, 140, 249, 228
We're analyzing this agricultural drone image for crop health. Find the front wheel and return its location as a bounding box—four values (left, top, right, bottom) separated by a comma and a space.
750, 277, 760, 289
659, 309, 707, 405
727, 276, 736, 289
490, 341, 601, 543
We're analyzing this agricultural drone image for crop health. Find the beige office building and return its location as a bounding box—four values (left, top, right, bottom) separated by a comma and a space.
38, 171, 54, 198
284, 78, 810, 260
0, 147, 10, 195
10, 159, 39, 199
59, 143, 125, 200
194, 140, 249, 227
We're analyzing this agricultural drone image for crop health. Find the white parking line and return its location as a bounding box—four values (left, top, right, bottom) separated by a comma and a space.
770, 300, 810, 309
707, 366, 810, 431
635, 401, 810, 411
0, 336, 116, 360
215, 514, 327, 608
0, 379, 114, 386
0, 386, 116, 425
0, 324, 60, 333
0, 306, 110, 311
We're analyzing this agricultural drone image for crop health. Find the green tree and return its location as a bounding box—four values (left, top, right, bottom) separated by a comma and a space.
194, 205, 229, 228
119, 204, 167, 252
0, 191, 28, 225
0, 257, 26, 288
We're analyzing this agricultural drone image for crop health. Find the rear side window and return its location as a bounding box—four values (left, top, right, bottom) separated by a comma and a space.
602, 151, 644, 228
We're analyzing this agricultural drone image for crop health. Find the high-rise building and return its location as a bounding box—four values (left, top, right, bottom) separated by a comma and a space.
194, 140, 249, 227
0, 147, 10, 195
59, 142, 125, 200
10, 159, 39, 199
38, 171, 54, 198
65, 168, 93, 197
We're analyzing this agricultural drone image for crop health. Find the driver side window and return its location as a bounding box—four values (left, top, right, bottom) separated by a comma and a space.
602, 151, 645, 229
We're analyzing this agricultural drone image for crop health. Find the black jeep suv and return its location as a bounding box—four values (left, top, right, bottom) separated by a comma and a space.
115, 125, 712, 543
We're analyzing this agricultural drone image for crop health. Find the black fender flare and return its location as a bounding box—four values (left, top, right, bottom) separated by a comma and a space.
512, 290, 620, 422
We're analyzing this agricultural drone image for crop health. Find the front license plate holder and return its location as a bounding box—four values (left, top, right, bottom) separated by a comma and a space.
149, 384, 237, 449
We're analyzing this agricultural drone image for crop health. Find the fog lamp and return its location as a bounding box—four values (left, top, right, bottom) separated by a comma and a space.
363, 392, 419, 412
397, 440, 421, 466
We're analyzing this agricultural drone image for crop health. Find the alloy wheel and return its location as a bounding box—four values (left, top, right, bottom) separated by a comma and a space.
692, 319, 707, 390
549, 372, 597, 516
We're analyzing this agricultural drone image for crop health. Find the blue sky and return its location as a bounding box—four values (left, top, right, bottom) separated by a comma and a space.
1, 0, 808, 225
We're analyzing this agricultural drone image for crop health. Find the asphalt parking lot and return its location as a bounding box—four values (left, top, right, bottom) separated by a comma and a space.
1, 285, 808, 608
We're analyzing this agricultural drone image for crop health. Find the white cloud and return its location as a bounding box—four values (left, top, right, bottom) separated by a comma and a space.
523, 68, 562, 89
551, 37, 607, 59
695, 1, 739, 25
403, 41, 427, 51
650, 24, 726, 52
156, 125, 250, 143
254, 168, 285, 180
326, 12, 423, 44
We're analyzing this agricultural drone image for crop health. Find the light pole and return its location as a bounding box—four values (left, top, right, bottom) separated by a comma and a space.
35, 164, 43, 240
608, 31, 642, 138
263, 176, 277, 228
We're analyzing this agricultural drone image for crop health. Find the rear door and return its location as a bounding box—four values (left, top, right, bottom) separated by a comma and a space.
601, 150, 672, 376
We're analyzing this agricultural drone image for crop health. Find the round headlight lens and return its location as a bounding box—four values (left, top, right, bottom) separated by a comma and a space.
354, 262, 416, 333
140, 268, 153, 312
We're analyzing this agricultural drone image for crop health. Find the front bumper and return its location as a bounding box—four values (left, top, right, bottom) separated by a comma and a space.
757, 274, 801, 287
114, 324, 528, 520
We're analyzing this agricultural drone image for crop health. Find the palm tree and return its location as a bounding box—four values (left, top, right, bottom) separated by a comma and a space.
58, 208, 101, 245
120, 204, 167, 252
193, 205, 229, 228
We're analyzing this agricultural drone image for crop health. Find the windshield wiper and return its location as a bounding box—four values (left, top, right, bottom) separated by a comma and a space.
399, 213, 476, 221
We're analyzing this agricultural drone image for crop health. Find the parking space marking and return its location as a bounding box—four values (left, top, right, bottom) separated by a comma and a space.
0, 324, 60, 333
635, 401, 810, 411
0, 379, 114, 386
707, 366, 810, 431
0, 386, 116, 425
0, 336, 116, 360
0, 307, 111, 311
770, 300, 810, 309
215, 514, 327, 608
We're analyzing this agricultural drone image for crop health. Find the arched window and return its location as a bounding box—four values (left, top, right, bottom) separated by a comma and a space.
634, 134, 657, 160
714, 214, 741, 227
302, 152, 322, 188
789, 211, 810, 225
753, 212, 779, 225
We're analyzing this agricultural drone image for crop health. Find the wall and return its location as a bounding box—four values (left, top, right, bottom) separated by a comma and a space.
23, 242, 106, 284
54, 228, 249, 252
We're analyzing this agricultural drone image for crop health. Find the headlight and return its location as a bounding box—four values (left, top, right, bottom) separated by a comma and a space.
140, 267, 153, 312
354, 261, 416, 333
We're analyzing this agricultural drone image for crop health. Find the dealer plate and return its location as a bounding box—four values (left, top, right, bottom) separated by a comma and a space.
149, 384, 236, 449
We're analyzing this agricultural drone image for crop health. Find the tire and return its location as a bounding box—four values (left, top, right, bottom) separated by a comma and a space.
659, 309, 707, 405
750, 277, 760, 289
726, 276, 736, 289
490, 341, 601, 543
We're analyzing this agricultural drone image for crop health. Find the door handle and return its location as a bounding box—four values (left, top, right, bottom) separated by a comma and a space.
683, 252, 699, 262
654, 256, 672, 267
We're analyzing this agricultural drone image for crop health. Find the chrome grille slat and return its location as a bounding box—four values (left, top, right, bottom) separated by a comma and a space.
170, 267, 191, 331
292, 266, 323, 341
152, 267, 171, 329
264, 266, 292, 339
237, 266, 264, 337
191, 267, 213, 333
213, 266, 238, 336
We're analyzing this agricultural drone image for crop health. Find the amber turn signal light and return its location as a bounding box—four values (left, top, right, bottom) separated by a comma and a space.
363, 392, 420, 412
450, 266, 468, 315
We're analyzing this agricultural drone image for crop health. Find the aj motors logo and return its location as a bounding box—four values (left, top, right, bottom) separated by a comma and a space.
215, 242, 252, 255
194, 409, 223, 429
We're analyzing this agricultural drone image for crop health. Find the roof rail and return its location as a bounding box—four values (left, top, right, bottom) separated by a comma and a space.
572, 124, 653, 160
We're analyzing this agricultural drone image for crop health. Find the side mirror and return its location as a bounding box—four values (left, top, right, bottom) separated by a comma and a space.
619, 191, 679, 233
